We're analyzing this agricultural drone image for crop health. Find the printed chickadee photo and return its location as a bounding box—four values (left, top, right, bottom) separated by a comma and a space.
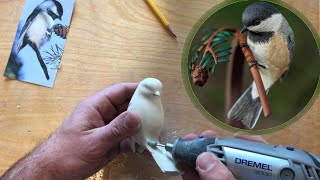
184, 1, 320, 130
227, 2, 295, 129
4, 0, 74, 88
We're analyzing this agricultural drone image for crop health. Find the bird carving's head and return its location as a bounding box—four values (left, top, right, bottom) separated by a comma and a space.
139, 78, 163, 97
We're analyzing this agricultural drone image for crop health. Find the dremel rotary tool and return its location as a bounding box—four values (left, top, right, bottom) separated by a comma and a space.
148, 137, 320, 180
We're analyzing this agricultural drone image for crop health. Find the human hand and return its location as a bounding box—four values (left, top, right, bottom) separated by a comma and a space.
2, 83, 141, 179
182, 131, 267, 180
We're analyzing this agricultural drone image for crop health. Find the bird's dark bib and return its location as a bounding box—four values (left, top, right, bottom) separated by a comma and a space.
248, 31, 274, 43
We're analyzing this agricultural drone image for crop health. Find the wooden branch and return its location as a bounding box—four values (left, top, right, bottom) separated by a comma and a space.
234, 30, 271, 117
208, 48, 218, 64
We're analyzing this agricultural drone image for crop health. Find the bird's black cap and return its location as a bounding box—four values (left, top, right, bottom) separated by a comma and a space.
242, 2, 280, 29
53, 0, 63, 20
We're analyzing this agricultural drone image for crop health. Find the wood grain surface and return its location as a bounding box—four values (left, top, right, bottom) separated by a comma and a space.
0, 0, 319, 179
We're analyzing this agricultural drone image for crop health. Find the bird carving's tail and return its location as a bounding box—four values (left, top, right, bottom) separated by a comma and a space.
227, 85, 265, 129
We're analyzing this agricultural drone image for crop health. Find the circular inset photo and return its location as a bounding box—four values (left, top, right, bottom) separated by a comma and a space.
181, 0, 320, 133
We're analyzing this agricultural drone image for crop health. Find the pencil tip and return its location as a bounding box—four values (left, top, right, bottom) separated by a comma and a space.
167, 25, 177, 39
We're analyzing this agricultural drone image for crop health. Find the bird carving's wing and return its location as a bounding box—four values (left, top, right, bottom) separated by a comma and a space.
17, 8, 41, 53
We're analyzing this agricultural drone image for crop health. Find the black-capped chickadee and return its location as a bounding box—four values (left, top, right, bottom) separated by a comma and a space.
228, 2, 295, 129
17, 0, 63, 80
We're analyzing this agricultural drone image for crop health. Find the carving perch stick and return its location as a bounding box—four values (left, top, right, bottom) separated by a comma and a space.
235, 30, 271, 117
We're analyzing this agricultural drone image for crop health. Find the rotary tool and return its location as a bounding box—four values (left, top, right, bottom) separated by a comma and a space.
148, 136, 320, 180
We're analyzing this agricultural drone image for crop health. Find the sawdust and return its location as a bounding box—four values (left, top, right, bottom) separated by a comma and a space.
160, 129, 179, 144
86, 169, 104, 180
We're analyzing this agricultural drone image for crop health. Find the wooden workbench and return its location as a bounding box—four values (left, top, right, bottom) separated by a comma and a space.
0, 0, 319, 179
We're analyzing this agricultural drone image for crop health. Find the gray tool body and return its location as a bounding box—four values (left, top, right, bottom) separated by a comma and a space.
157, 137, 320, 180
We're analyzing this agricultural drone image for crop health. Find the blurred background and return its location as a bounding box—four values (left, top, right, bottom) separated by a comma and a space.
187, 0, 320, 130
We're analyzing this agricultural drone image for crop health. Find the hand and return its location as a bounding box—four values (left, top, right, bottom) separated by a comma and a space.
182, 131, 267, 180
2, 83, 141, 179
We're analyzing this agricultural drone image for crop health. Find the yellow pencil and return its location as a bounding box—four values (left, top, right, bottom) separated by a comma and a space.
145, 0, 176, 38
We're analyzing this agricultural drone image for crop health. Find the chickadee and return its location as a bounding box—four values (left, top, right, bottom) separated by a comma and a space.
228, 2, 295, 129
128, 78, 164, 153
127, 78, 180, 175
17, 0, 63, 80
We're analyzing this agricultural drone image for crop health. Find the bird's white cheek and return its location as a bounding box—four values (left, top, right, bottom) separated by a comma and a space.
248, 14, 283, 32
51, 6, 58, 16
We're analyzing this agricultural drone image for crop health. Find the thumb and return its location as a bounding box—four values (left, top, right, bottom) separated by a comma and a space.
98, 111, 141, 148
196, 152, 235, 180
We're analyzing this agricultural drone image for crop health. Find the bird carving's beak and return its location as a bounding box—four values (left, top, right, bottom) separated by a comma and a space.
241, 26, 248, 33
154, 91, 161, 96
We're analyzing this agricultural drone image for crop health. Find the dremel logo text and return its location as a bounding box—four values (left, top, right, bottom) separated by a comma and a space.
235, 158, 272, 171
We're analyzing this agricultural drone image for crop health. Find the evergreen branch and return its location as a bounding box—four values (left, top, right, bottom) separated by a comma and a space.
189, 27, 270, 117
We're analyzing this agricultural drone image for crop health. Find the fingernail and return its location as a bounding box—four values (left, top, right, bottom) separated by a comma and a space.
124, 111, 141, 129
197, 152, 218, 171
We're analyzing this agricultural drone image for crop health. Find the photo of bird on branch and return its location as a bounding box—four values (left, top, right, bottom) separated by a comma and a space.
184, 1, 319, 131
4, 0, 73, 88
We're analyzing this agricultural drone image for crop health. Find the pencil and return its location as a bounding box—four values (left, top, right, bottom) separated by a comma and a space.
145, 0, 177, 38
